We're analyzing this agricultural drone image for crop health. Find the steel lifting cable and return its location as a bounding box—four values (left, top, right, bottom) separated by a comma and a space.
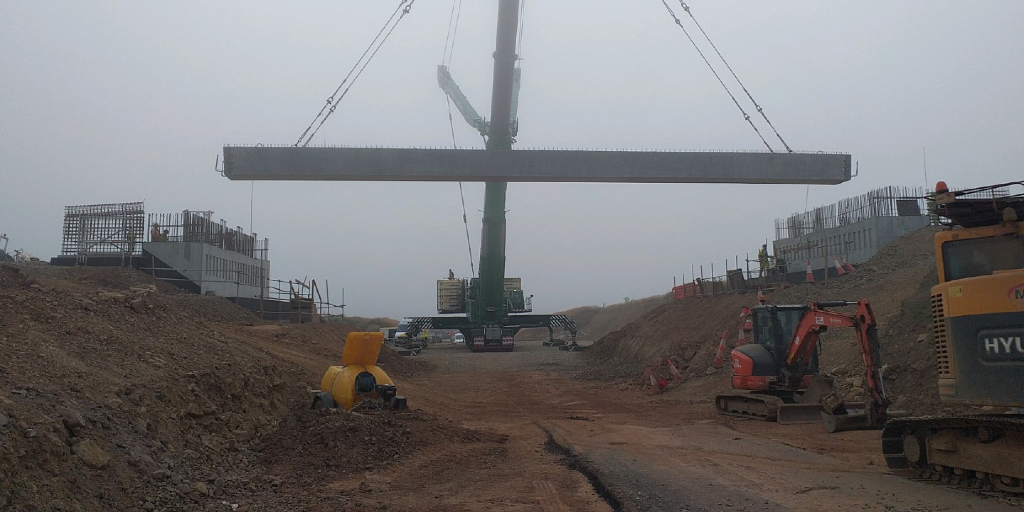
296, 0, 417, 147
677, 1, 792, 152
658, 0, 773, 152
446, 92, 477, 278
442, 0, 462, 66
441, 0, 476, 277
295, 1, 406, 146
457, 182, 476, 278
517, 0, 526, 58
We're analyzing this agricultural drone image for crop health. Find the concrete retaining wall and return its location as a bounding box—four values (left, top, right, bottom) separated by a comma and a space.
143, 242, 269, 299
774, 215, 930, 281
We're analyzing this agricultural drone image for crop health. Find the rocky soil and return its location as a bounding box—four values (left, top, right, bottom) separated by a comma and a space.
580, 227, 955, 415
0, 264, 433, 512
517, 294, 672, 343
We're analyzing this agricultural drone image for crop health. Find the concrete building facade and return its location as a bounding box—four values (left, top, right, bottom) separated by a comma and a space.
142, 241, 269, 299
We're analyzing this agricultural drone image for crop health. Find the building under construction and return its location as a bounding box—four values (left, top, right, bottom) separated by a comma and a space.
51, 202, 269, 298
48, 202, 337, 322
773, 186, 931, 282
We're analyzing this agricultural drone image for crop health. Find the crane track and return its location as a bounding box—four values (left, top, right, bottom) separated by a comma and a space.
882, 415, 1024, 495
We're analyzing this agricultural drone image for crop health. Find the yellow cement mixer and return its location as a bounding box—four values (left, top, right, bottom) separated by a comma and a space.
311, 332, 406, 411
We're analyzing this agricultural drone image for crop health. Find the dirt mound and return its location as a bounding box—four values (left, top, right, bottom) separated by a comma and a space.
583, 227, 949, 415
0, 265, 27, 288
261, 411, 417, 479
0, 264, 428, 512
331, 316, 400, 331
223, 323, 429, 385
169, 294, 260, 323
260, 409, 503, 483
20, 263, 181, 294
518, 293, 672, 342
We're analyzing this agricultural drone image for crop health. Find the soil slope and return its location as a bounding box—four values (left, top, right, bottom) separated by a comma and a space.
518, 293, 672, 343
0, 264, 437, 511
583, 227, 949, 415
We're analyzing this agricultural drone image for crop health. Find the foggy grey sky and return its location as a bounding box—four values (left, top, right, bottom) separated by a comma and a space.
2, 1, 1023, 318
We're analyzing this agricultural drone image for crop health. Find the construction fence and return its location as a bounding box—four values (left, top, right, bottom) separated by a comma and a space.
672, 254, 786, 300
259, 277, 346, 322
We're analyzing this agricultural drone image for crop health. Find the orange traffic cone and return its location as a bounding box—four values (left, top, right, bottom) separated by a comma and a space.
738, 313, 753, 346
649, 372, 660, 393
666, 358, 683, 380
841, 255, 856, 273
713, 331, 728, 368
833, 256, 846, 276
805, 261, 815, 283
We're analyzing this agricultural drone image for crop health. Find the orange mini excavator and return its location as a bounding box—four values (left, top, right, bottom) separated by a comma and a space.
716, 299, 893, 432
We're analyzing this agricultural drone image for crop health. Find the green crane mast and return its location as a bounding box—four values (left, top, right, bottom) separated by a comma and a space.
413, 0, 578, 351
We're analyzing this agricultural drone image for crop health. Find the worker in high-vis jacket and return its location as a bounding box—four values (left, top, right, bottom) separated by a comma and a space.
758, 244, 771, 279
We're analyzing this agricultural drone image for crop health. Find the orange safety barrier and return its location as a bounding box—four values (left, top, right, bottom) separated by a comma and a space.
672, 282, 702, 300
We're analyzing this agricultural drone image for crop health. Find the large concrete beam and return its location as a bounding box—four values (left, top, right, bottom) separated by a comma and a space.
222, 146, 851, 184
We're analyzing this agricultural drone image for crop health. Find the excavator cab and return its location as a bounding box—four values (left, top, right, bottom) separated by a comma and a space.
737, 305, 820, 388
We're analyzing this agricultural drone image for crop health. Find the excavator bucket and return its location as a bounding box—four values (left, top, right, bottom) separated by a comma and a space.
801, 375, 837, 404
822, 406, 877, 433
776, 403, 829, 424
823, 406, 911, 433
776, 376, 843, 425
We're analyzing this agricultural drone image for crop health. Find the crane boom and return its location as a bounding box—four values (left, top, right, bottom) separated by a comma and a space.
436, 63, 521, 141
437, 65, 488, 138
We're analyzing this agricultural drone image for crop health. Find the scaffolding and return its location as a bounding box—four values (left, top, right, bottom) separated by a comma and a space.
260, 278, 346, 322
60, 202, 146, 264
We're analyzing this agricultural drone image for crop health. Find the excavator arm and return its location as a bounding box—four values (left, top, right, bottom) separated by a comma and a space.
780, 304, 856, 387
848, 300, 890, 419
781, 300, 891, 431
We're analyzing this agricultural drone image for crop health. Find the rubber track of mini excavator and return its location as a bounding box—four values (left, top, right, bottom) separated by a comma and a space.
714, 393, 784, 421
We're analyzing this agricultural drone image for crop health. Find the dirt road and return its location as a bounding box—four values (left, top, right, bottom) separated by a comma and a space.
402, 340, 1023, 512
